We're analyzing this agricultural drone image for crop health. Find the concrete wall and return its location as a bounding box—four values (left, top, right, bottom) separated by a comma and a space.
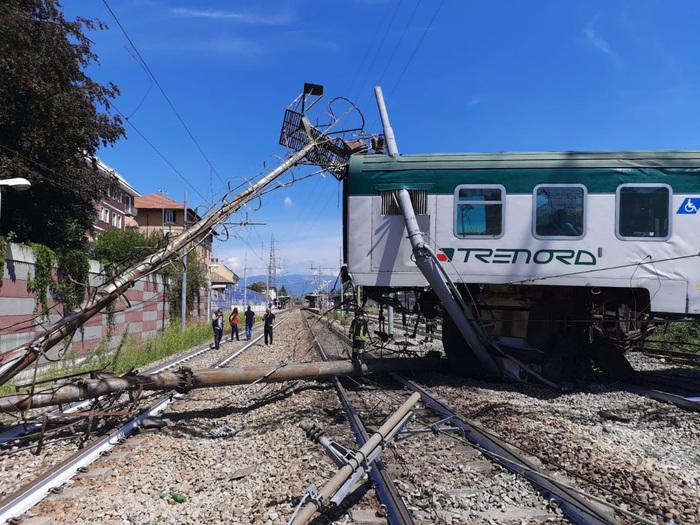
0, 242, 171, 361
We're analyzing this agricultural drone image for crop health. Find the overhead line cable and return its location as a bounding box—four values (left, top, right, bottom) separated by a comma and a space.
348, 0, 400, 100
354, 0, 404, 104
365, 0, 423, 131
101, 0, 228, 190
0, 144, 101, 194
389, 0, 445, 97
376, 0, 422, 88
111, 103, 208, 202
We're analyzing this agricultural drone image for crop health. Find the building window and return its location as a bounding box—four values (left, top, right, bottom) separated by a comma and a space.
616, 185, 671, 240
112, 213, 122, 228
533, 184, 586, 239
164, 209, 176, 224
454, 185, 504, 237
102, 208, 109, 223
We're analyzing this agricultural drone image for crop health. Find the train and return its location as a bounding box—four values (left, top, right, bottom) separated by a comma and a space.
342, 149, 700, 380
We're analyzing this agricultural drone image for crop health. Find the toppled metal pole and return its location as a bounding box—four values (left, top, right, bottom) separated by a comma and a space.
396, 189, 500, 375
0, 358, 444, 412
0, 142, 318, 386
289, 392, 421, 525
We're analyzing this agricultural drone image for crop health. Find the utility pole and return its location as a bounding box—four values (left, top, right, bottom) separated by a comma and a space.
267, 234, 277, 308
243, 253, 248, 307
180, 192, 187, 332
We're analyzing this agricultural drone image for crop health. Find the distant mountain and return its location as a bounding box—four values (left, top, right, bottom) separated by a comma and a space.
246, 274, 337, 297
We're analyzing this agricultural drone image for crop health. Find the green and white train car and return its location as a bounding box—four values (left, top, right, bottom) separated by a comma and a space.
344, 151, 700, 375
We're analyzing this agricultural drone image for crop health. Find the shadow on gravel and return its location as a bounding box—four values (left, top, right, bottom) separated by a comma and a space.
306, 479, 373, 525
409, 370, 564, 401
632, 367, 700, 388
165, 383, 333, 440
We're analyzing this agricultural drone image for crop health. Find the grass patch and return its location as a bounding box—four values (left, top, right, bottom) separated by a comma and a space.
646, 321, 700, 355
110, 321, 212, 373
0, 362, 100, 397
0, 321, 213, 398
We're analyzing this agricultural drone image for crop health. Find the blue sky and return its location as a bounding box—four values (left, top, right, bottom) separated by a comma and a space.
62, 0, 700, 275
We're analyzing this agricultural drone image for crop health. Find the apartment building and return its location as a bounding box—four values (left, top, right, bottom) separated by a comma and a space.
134, 192, 214, 265
93, 159, 140, 235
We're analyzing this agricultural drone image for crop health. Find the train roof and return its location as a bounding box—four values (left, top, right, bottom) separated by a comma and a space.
350, 151, 700, 171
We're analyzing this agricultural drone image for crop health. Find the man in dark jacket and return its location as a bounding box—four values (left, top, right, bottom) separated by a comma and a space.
244, 305, 255, 340
212, 309, 224, 349
263, 308, 275, 345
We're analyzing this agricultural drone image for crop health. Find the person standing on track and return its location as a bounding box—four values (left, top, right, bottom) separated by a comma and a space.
263, 307, 275, 345
349, 311, 370, 360
212, 309, 224, 349
425, 317, 436, 343
244, 305, 255, 340
229, 307, 239, 341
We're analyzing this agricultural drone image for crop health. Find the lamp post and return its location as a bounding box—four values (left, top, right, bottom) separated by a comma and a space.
0, 178, 32, 225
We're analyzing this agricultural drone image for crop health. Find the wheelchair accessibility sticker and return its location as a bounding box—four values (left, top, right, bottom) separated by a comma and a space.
677, 198, 700, 214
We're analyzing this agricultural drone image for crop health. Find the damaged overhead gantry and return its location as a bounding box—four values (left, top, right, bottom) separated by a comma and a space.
0, 84, 443, 413
0, 83, 360, 389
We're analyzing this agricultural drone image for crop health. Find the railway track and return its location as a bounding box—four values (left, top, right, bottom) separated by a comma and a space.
2, 309, 696, 524
0, 315, 288, 524
304, 311, 628, 525
365, 310, 700, 414
302, 313, 415, 525
624, 370, 700, 412
0, 317, 276, 449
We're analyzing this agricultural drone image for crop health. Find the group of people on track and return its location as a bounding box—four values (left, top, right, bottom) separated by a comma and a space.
211, 305, 276, 349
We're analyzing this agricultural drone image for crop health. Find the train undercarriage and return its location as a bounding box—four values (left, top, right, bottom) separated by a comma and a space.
361, 284, 658, 383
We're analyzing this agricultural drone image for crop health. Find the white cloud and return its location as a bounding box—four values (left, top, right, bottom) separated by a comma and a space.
283, 196, 293, 208
170, 7, 292, 26
467, 96, 480, 106
275, 233, 342, 274
172, 37, 263, 56
583, 26, 621, 66
224, 255, 243, 273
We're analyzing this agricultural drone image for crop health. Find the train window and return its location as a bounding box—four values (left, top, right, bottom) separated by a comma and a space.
616, 184, 671, 240
454, 185, 504, 238
533, 184, 586, 239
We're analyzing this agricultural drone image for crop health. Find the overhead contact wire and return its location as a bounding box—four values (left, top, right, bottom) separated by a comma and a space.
101, 0, 228, 190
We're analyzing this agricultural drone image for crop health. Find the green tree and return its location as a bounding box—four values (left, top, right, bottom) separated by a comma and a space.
161, 251, 207, 320
91, 229, 159, 276
279, 285, 288, 297
0, 0, 124, 248
248, 281, 267, 294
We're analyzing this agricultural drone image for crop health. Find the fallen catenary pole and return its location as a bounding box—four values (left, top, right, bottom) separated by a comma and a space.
289, 392, 421, 525
0, 142, 318, 386
0, 82, 361, 387
0, 358, 445, 412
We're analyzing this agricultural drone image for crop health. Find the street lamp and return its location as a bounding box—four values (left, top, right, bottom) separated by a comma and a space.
0, 178, 32, 224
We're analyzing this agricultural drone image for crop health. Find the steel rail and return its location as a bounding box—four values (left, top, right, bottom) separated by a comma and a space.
0, 315, 288, 524
388, 374, 620, 525
623, 370, 700, 412
365, 313, 443, 340
312, 312, 621, 525
0, 318, 272, 446
302, 313, 414, 525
